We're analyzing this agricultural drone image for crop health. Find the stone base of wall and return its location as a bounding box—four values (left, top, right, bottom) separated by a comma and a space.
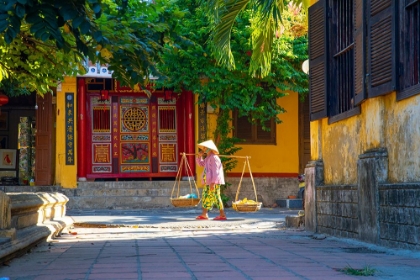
378, 183, 420, 251
307, 150, 420, 251
316, 185, 359, 239
313, 182, 420, 250
225, 177, 299, 207
62, 181, 198, 209
2, 177, 299, 210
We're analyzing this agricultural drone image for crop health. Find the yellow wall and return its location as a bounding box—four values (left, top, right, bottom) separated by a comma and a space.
58, 78, 300, 187
309, 0, 420, 185
194, 92, 300, 176
312, 91, 420, 185
55, 76, 78, 188
231, 91, 300, 174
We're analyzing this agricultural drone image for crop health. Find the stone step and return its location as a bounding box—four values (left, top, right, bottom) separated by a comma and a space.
1, 178, 300, 210
276, 199, 303, 209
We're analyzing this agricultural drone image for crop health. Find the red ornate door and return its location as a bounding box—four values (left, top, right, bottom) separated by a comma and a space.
84, 78, 183, 179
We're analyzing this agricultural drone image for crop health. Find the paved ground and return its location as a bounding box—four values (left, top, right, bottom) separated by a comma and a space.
1, 207, 420, 280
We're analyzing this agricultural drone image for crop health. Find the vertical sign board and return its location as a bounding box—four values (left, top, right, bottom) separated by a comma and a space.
112, 98, 119, 173
198, 103, 207, 142
65, 93, 75, 165
151, 103, 158, 173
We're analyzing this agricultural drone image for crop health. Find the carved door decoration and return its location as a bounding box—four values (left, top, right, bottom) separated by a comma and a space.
119, 97, 150, 173
86, 80, 180, 179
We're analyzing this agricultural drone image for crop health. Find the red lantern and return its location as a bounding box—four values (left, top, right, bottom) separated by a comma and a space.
0, 93, 9, 106
164, 90, 172, 101
100, 90, 109, 101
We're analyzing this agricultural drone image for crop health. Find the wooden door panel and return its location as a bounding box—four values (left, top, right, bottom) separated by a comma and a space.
35, 93, 53, 185
299, 98, 311, 174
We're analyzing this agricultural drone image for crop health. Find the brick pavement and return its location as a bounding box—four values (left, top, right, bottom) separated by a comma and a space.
0, 208, 420, 280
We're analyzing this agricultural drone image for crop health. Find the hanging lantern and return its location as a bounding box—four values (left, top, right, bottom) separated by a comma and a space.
0, 93, 9, 106
0, 93, 9, 114
164, 90, 172, 102
100, 90, 109, 101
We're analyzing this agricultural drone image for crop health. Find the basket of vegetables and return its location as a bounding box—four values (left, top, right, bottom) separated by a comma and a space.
170, 153, 201, 208
232, 157, 261, 212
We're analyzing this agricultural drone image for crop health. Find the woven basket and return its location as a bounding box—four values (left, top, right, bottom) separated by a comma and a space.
171, 198, 201, 208
171, 153, 201, 208
232, 202, 262, 212
232, 157, 261, 212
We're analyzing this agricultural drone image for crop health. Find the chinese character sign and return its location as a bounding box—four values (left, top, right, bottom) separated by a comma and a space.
65, 93, 75, 165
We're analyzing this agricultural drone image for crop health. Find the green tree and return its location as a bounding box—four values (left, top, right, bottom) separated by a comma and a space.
0, 0, 172, 96
156, 0, 308, 168
204, 0, 308, 78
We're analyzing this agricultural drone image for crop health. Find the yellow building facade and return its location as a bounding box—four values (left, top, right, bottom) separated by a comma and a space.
55, 74, 306, 207
306, 0, 420, 250
56, 76, 78, 188
308, 0, 420, 184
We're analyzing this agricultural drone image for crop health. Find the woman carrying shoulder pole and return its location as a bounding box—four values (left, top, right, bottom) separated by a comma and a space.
195, 140, 227, 220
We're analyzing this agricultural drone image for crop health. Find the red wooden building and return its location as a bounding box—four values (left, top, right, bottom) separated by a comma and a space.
76, 77, 195, 180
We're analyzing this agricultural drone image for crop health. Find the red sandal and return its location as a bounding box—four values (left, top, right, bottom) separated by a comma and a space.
213, 216, 227, 220
196, 215, 208, 220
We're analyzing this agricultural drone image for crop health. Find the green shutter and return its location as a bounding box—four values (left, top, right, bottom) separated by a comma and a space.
309, 0, 328, 121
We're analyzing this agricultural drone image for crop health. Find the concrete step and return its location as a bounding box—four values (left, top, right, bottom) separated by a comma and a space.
276, 199, 303, 209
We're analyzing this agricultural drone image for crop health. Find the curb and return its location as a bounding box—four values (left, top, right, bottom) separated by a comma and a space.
0, 217, 73, 265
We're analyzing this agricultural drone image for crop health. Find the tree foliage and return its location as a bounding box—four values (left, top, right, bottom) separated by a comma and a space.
0, 0, 170, 96
203, 0, 309, 78
156, 0, 308, 170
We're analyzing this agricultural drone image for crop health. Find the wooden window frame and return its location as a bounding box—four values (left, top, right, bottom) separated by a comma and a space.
328, 0, 357, 118
233, 111, 276, 145
92, 106, 111, 133
309, 0, 397, 123
308, 0, 328, 121
398, 0, 420, 101
309, 0, 360, 122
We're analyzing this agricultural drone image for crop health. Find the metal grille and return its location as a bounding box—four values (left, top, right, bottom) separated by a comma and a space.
403, 1, 420, 89
331, 0, 355, 115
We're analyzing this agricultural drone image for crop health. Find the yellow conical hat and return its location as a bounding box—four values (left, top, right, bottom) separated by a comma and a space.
197, 140, 219, 154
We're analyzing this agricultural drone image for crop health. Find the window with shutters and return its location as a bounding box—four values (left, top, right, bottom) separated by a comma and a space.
398, 0, 420, 100
233, 112, 276, 144
308, 0, 360, 123
308, 0, 397, 122
327, 0, 358, 121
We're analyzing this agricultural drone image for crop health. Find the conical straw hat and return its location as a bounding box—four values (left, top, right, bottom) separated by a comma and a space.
197, 140, 219, 154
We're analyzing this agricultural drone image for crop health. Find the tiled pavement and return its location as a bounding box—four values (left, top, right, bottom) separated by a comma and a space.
1, 208, 420, 280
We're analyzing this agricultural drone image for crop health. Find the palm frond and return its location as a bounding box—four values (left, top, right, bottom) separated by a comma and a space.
211, 0, 250, 69
249, 0, 285, 77
254, 0, 284, 26
207, 0, 307, 77
0, 64, 8, 82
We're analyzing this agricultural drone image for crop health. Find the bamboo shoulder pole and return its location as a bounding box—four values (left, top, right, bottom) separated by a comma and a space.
180, 153, 251, 159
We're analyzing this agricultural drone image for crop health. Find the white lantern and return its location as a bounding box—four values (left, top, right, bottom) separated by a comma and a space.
302, 59, 309, 74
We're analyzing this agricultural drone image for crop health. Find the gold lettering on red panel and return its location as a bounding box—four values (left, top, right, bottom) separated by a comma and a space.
151, 105, 158, 160
94, 144, 111, 163
112, 102, 119, 157
161, 144, 176, 163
